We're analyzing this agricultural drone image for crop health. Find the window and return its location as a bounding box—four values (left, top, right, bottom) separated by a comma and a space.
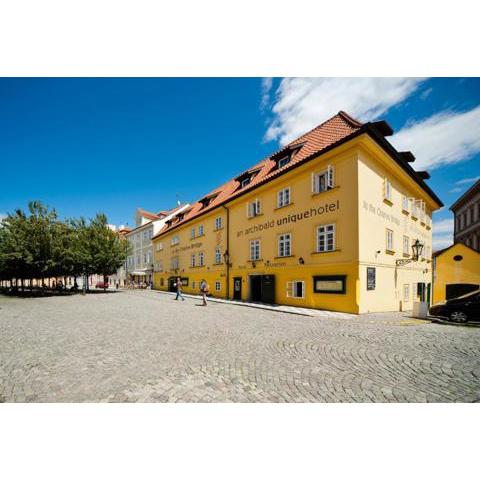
215, 247, 222, 264
143, 252, 147, 263
250, 239, 261, 261
278, 156, 290, 168
403, 284, 410, 302
156, 242, 163, 251
198, 225, 204, 236
386, 229, 394, 251
198, 252, 205, 266
137, 255, 141, 266
402, 195, 409, 212
403, 236, 410, 255
316, 224, 335, 252
192, 281, 196, 290
384, 178, 393, 202
247, 199, 262, 218
155, 261, 163, 272
215, 281, 221, 291
190, 253, 196, 267
277, 187, 291, 208
313, 275, 346, 294
147, 251, 151, 263
191, 227, 196, 239
171, 256, 179, 270
286, 280, 304, 298
171, 235, 179, 246
143, 231, 147, 241
241, 178, 250, 188
215, 217, 223, 230
312, 165, 334, 193
278, 233, 292, 257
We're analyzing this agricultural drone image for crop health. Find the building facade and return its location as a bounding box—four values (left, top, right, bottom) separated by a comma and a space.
451, 179, 480, 252
152, 111, 442, 313
433, 243, 480, 303
126, 206, 189, 285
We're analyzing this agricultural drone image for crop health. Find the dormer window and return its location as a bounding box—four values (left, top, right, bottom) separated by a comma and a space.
199, 193, 218, 210
241, 178, 250, 188
278, 155, 290, 168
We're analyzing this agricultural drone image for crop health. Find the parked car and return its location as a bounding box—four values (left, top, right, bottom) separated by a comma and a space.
95, 281, 109, 289
429, 289, 480, 323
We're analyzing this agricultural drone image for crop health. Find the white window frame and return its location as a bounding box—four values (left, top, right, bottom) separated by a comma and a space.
403, 284, 410, 303
247, 199, 262, 218
190, 253, 196, 267
278, 233, 292, 257
215, 216, 223, 230
277, 187, 291, 208
286, 280, 305, 299
278, 156, 290, 168
386, 229, 394, 251
171, 235, 179, 246
198, 251, 205, 267
215, 281, 221, 291
250, 239, 261, 261
215, 247, 222, 264
316, 224, 335, 252
156, 242, 163, 251
384, 178, 393, 202
403, 235, 410, 256
198, 224, 204, 236
402, 195, 409, 212
171, 256, 179, 270
312, 165, 334, 194
241, 178, 250, 188
191, 227, 196, 239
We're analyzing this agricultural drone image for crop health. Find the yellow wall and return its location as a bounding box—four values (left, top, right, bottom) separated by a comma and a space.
153, 135, 440, 314
357, 137, 434, 312
433, 243, 480, 303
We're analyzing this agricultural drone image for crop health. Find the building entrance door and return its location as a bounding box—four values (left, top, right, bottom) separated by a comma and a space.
233, 277, 242, 301
261, 275, 275, 304
249, 275, 262, 302
168, 277, 176, 292
249, 274, 276, 304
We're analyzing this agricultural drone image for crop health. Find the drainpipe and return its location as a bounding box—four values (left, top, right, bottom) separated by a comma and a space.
222, 205, 230, 300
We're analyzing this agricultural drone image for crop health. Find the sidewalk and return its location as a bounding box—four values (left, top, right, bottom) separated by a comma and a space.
150, 289, 356, 319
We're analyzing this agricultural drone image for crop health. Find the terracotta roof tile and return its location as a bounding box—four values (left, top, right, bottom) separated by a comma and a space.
154, 110, 442, 239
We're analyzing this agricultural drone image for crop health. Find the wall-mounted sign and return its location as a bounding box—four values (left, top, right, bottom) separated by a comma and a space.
367, 267, 376, 290
313, 275, 346, 294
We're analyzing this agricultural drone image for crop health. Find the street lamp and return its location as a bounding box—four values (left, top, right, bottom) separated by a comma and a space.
223, 250, 231, 266
396, 239, 424, 266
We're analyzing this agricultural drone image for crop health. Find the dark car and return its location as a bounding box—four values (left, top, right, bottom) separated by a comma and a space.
429, 289, 480, 323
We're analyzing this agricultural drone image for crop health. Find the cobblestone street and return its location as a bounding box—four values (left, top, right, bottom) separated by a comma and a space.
0, 290, 479, 402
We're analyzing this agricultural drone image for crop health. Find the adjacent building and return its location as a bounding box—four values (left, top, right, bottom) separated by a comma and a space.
125, 205, 189, 285
433, 243, 480, 303
451, 179, 480, 251
151, 111, 443, 313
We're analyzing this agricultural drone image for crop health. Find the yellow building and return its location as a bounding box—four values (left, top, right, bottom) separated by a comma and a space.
432, 243, 480, 303
152, 111, 443, 313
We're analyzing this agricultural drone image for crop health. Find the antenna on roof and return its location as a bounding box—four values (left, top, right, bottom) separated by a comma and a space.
176, 193, 181, 206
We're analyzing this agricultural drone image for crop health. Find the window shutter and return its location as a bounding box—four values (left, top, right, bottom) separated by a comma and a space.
246, 202, 251, 217
286, 281, 293, 298
327, 165, 334, 188
256, 199, 261, 215
311, 173, 317, 193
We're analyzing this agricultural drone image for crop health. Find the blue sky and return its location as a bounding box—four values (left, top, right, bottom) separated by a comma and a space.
1, 77, 479, 249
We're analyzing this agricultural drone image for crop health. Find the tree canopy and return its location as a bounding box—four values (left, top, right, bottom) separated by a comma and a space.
0, 201, 131, 288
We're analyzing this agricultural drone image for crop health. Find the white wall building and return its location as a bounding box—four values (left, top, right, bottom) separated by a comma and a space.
125, 205, 189, 285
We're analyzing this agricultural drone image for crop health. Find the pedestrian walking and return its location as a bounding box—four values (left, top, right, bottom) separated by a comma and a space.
174, 277, 185, 301
200, 279, 209, 306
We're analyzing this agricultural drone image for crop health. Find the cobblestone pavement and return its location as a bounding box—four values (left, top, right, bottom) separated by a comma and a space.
1, 290, 479, 402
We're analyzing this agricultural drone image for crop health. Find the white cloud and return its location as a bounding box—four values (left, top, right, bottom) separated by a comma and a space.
449, 187, 462, 193
455, 176, 480, 185
432, 217, 454, 250
0, 213, 6, 222
264, 77, 425, 144
391, 106, 480, 170
260, 77, 273, 111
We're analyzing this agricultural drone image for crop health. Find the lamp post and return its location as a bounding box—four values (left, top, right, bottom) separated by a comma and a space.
396, 239, 424, 266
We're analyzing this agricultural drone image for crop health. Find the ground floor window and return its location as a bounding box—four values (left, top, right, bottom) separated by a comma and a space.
286, 280, 304, 298
403, 284, 410, 302
313, 275, 346, 294
215, 281, 221, 291
192, 281, 196, 290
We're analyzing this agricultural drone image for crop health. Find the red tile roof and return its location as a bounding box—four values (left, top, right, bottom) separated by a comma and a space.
154, 110, 442, 239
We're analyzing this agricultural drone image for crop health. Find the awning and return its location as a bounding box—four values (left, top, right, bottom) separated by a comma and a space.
130, 271, 148, 276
